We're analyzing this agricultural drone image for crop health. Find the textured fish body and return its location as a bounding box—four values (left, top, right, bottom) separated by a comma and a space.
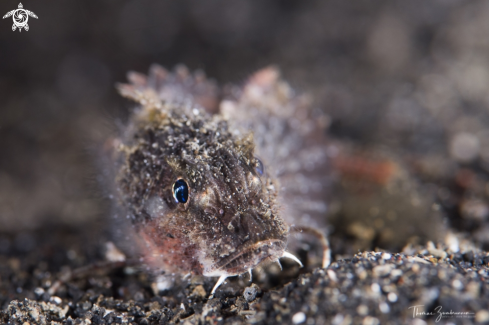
221, 68, 333, 229
113, 65, 330, 281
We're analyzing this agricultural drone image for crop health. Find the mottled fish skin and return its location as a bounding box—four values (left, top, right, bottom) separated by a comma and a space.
221, 68, 333, 230
113, 65, 331, 281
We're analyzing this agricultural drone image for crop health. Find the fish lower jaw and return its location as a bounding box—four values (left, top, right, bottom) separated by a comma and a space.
201, 238, 288, 277
201, 241, 303, 295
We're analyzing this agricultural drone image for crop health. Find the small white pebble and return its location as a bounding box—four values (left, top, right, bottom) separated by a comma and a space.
427, 242, 447, 259
387, 292, 398, 302
371, 283, 381, 293
331, 314, 344, 325
50, 296, 62, 305
357, 304, 368, 316
450, 132, 480, 163
409, 256, 430, 265
327, 269, 338, 282
292, 311, 306, 324
476, 310, 489, 323
379, 302, 390, 314
390, 269, 403, 278
151, 275, 173, 295
445, 233, 460, 253
382, 253, 392, 260
192, 108, 199, 115
373, 264, 394, 277
34, 287, 45, 296
28, 308, 39, 322
105, 242, 126, 262
452, 279, 463, 290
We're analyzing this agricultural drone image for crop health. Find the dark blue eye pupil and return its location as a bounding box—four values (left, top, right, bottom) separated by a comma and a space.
173, 179, 188, 203
255, 158, 264, 176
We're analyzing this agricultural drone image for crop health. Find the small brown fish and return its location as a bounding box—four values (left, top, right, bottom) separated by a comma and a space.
113, 65, 331, 294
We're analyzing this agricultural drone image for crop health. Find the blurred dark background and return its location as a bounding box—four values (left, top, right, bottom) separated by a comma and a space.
2, 0, 489, 253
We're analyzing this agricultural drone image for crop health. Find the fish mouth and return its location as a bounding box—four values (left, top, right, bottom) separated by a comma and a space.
203, 239, 287, 277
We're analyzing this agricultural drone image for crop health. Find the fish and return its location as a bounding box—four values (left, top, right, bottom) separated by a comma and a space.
112, 65, 332, 295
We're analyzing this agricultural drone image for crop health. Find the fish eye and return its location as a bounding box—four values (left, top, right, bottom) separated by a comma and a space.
255, 157, 264, 176
173, 179, 189, 203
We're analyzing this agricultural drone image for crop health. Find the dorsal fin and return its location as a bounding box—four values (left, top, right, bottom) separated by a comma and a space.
117, 64, 220, 114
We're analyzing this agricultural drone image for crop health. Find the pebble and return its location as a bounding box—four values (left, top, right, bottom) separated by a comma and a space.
2, 248, 489, 325
387, 292, 398, 302
427, 241, 447, 259
445, 233, 460, 253
331, 314, 344, 325
452, 279, 463, 290
50, 296, 62, 305
371, 283, 381, 293
373, 264, 394, 277
476, 310, 489, 323
243, 284, 260, 302
292, 311, 306, 324
357, 304, 369, 316
327, 269, 338, 282
362, 316, 379, 325
466, 281, 480, 298
190, 285, 207, 299
390, 269, 403, 278
382, 253, 392, 260
450, 132, 480, 163
379, 302, 390, 314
